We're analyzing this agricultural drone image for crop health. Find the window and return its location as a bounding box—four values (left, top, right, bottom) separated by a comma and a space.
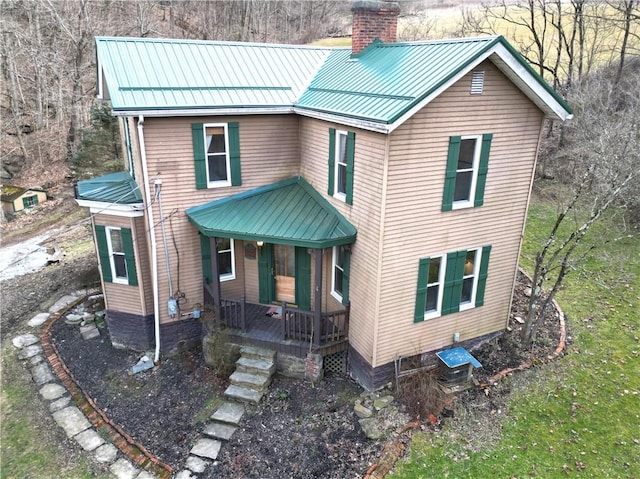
414, 246, 491, 322
22, 195, 38, 209
425, 256, 444, 315
94, 225, 138, 286
191, 122, 241, 189
107, 228, 128, 283
216, 238, 235, 281
331, 245, 351, 304
460, 249, 479, 309
328, 128, 355, 205
442, 134, 493, 211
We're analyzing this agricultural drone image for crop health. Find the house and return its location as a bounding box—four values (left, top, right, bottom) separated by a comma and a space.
1, 184, 47, 216
76, 1, 572, 390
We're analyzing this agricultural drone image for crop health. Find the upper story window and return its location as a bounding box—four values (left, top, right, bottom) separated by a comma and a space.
95, 225, 138, 286
414, 246, 491, 322
442, 133, 493, 211
328, 128, 356, 205
191, 122, 241, 189
216, 238, 235, 282
205, 125, 231, 187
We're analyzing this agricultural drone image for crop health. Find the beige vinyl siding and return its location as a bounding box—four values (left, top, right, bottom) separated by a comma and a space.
220, 240, 245, 298
133, 216, 153, 315
94, 214, 146, 316
373, 60, 544, 366
299, 118, 387, 362
141, 115, 299, 323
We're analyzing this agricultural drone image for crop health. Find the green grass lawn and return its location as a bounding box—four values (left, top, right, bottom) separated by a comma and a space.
390, 196, 639, 479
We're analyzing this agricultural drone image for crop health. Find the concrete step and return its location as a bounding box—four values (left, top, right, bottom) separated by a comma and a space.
211, 402, 245, 425
229, 371, 271, 391
202, 422, 238, 441
236, 356, 275, 376
224, 384, 263, 404
240, 345, 276, 362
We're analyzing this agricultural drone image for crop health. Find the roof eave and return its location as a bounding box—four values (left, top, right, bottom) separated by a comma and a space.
75, 199, 145, 217
110, 106, 296, 117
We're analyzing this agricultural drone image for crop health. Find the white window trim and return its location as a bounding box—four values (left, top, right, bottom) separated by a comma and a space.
204, 123, 232, 189
106, 226, 128, 285
424, 254, 446, 320
331, 245, 344, 302
218, 238, 236, 282
333, 130, 348, 202
460, 248, 481, 311
452, 134, 482, 210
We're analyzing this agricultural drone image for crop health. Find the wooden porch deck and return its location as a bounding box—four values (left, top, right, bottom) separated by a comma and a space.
217, 301, 348, 358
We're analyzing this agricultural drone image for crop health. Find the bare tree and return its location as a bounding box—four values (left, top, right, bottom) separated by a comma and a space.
521, 58, 639, 344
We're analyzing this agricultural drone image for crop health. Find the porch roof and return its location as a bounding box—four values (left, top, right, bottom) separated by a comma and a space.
185, 176, 357, 248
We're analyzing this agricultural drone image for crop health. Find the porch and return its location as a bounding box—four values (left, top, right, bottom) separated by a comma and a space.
204, 284, 349, 357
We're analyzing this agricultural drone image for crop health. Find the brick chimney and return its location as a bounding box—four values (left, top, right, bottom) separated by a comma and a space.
351, 1, 400, 55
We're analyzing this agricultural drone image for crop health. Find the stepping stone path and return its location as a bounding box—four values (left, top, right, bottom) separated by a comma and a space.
178, 346, 277, 477
13, 291, 281, 478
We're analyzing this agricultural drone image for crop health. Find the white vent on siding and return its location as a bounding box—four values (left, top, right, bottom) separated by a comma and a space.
471, 70, 485, 94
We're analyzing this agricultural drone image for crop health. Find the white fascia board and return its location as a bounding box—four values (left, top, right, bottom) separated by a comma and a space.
75, 199, 144, 217
110, 107, 295, 117
491, 43, 573, 121
387, 44, 572, 133
293, 108, 390, 133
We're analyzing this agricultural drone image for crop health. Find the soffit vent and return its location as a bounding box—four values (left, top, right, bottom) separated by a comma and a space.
471, 70, 485, 95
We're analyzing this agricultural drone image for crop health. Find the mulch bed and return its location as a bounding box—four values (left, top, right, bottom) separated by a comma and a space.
49, 270, 563, 478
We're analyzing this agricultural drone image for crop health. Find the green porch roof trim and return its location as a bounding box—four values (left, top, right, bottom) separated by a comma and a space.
76, 171, 142, 204
185, 177, 357, 248
96, 35, 572, 124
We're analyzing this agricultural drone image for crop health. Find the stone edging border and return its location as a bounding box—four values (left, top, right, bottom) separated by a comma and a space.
39, 294, 173, 479
363, 268, 568, 479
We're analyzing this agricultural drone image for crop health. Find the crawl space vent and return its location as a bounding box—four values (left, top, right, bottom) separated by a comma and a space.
324, 351, 347, 374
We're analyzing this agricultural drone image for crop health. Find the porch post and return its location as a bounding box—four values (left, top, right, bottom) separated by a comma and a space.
210, 237, 222, 324
313, 248, 323, 346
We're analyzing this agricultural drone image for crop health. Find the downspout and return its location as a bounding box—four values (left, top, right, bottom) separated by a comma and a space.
138, 115, 161, 364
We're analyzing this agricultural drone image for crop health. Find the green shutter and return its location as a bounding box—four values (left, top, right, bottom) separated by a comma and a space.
95, 225, 112, 283
200, 234, 212, 284
475, 245, 492, 307
345, 131, 356, 205
474, 133, 493, 207
414, 257, 430, 322
228, 122, 242, 186
442, 250, 466, 315
341, 247, 351, 305
258, 243, 274, 304
121, 227, 138, 286
442, 136, 461, 211
192, 123, 207, 189
327, 128, 336, 195
295, 247, 311, 310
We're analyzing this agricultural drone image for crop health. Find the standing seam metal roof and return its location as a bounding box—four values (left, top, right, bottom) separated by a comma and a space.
96, 35, 572, 123
185, 176, 357, 248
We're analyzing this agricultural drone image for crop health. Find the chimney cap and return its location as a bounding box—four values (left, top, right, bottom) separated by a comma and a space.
351, 1, 400, 14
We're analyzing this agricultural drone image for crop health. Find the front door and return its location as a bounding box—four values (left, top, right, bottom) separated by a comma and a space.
274, 244, 296, 303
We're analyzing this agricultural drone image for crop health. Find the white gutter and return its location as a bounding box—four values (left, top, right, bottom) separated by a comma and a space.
137, 115, 161, 364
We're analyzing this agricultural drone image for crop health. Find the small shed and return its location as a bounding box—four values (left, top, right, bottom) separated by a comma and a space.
1, 185, 47, 214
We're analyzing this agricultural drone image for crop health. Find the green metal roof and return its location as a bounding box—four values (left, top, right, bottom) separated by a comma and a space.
96, 37, 332, 112
185, 176, 357, 248
76, 171, 142, 204
95, 35, 572, 127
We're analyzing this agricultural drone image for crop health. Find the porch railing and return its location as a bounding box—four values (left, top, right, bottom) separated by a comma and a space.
203, 283, 246, 331
281, 302, 350, 345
